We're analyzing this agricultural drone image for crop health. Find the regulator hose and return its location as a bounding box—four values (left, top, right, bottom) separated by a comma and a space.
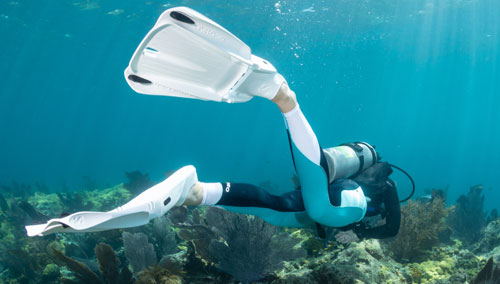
389, 163, 415, 203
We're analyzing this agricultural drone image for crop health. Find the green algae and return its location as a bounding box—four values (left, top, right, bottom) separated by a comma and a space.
84, 184, 132, 211
26, 184, 131, 217
28, 193, 63, 217
42, 263, 60, 280
405, 239, 484, 284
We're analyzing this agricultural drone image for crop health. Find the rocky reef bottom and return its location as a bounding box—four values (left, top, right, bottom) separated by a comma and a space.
0, 182, 499, 284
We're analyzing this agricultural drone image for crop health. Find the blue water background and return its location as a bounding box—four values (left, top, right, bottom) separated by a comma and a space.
0, 0, 499, 210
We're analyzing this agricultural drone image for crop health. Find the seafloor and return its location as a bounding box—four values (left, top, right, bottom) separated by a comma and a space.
0, 175, 499, 284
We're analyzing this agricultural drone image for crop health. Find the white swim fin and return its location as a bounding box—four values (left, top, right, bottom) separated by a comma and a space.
124, 7, 284, 103
26, 165, 198, 236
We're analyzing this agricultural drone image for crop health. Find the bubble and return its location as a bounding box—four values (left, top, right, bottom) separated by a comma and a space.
107, 9, 124, 16
274, 1, 282, 14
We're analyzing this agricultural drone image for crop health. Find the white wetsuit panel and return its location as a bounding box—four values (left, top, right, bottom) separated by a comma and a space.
283, 105, 321, 165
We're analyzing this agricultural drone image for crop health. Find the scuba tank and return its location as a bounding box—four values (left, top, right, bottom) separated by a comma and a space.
322, 141, 415, 203
323, 142, 379, 183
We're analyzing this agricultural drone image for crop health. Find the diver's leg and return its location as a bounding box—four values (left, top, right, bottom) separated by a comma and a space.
182, 182, 304, 212
217, 183, 305, 212
182, 182, 221, 206
272, 83, 322, 165
271, 82, 298, 113
183, 181, 313, 228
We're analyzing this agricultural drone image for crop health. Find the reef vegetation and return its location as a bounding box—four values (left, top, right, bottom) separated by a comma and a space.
0, 177, 499, 284
390, 197, 450, 262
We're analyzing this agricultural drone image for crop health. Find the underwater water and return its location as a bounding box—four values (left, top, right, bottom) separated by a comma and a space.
1, 0, 499, 207
0, 0, 500, 283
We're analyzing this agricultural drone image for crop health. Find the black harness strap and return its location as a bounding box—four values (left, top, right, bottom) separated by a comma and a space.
286, 129, 297, 172
320, 150, 331, 183
356, 141, 378, 166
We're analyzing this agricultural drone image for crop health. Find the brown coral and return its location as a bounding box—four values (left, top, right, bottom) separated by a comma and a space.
135, 265, 183, 284
448, 184, 487, 244
389, 198, 449, 262
95, 243, 119, 284
52, 247, 102, 283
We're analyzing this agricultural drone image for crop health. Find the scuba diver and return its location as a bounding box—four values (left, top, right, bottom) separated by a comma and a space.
26, 7, 412, 241
178, 82, 402, 241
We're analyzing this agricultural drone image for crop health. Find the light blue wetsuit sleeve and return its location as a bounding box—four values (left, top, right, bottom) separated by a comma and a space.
291, 142, 365, 227
283, 104, 327, 205
284, 105, 365, 227
220, 206, 316, 228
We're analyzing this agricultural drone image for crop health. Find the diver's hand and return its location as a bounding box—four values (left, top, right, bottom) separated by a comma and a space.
335, 230, 359, 244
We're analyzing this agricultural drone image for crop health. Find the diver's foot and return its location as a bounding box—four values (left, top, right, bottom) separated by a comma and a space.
272, 82, 298, 113
182, 182, 204, 206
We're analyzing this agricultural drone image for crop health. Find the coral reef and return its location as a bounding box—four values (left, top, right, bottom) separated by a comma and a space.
406, 240, 484, 284
487, 209, 499, 225
474, 220, 500, 262
124, 170, 155, 196
1, 180, 499, 284
0, 197, 53, 283
85, 184, 132, 211
0, 198, 39, 257
28, 192, 63, 217
3, 247, 41, 281
17, 200, 50, 223
169, 206, 305, 283
122, 231, 158, 274
0, 192, 8, 212
271, 239, 411, 284
52, 242, 135, 284
152, 216, 180, 257
42, 263, 61, 282
471, 257, 500, 284
449, 184, 487, 244
55, 184, 131, 214
56, 191, 94, 213
117, 266, 134, 284
52, 247, 102, 283
135, 265, 184, 284
167, 206, 216, 261
390, 197, 449, 262
206, 207, 305, 283
95, 243, 119, 284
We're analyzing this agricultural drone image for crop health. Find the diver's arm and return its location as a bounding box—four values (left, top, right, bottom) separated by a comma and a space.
273, 83, 322, 165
